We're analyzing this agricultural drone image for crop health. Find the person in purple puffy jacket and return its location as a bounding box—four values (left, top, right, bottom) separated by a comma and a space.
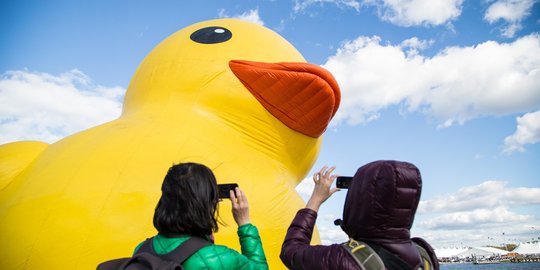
280, 160, 439, 270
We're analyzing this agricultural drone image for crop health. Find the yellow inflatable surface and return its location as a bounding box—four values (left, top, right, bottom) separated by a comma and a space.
0, 19, 340, 269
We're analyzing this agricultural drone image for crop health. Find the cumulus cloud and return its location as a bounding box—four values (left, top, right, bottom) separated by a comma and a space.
218, 8, 265, 25
401, 37, 434, 57
0, 69, 124, 144
414, 180, 540, 246
292, 1, 535, 36
420, 206, 532, 229
418, 221, 539, 248
366, 0, 464, 26
324, 35, 418, 125
293, 0, 361, 13
503, 110, 540, 153
484, 0, 537, 38
293, 0, 462, 26
318, 225, 349, 244
418, 180, 540, 214
324, 34, 540, 130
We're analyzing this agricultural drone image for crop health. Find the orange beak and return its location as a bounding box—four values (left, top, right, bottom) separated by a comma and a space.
229, 60, 341, 138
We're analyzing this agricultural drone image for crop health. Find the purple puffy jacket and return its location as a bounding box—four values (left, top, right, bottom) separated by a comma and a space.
280, 160, 439, 270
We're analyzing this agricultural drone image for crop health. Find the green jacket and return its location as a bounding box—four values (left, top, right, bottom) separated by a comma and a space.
135, 224, 268, 270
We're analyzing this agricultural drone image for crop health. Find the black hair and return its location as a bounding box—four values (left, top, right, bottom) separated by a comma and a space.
153, 162, 219, 237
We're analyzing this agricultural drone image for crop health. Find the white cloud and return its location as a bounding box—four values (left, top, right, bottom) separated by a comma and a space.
324, 35, 418, 125
503, 110, 540, 153
414, 180, 540, 247
324, 34, 540, 131
0, 69, 124, 144
420, 206, 531, 229
417, 221, 540, 248
318, 225, 349, 244
365, 0, 464, 26
218, 8, 265, 26
484, 0, 537, 38
418, 181, 540, 214
400, 37, 434, 57
293, 0, 462, 27
293, 0, 361, 13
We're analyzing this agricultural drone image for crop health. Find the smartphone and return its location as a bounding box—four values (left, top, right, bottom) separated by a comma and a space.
336, 176, 353, 189
218, 183, 239, 199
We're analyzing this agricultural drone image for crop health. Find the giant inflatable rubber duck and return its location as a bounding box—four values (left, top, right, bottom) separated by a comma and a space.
0, 19, 340, 269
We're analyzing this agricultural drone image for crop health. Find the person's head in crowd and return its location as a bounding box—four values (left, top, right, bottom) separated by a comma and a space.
153, 162, 220, 237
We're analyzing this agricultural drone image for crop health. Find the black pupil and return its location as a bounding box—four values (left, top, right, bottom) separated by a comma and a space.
190, 26, 232, 44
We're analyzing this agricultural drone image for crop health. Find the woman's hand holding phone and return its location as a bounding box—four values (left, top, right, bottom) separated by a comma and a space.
306, 166, 340, 212
230, 187, 250, 226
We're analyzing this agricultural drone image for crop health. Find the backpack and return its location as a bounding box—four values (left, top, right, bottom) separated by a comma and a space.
342, 238, 436, 270
97, 236, 211, 270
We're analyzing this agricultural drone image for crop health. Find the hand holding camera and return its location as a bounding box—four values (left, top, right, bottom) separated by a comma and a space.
219, 183, 250, 226
306, 166, 340, 212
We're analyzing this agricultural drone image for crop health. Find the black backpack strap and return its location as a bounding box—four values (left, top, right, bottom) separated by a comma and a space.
135, 237, 156, 254
135, 236, 211, 264
161, 237, 211, 263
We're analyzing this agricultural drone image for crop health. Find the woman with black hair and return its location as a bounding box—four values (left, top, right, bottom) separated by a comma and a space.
135, 162, 268, 269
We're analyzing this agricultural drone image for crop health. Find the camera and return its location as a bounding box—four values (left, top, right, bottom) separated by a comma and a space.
218, 183, 238, 199
336, 176, 352, 189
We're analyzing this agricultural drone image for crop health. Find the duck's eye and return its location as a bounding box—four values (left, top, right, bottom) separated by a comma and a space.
190, 26, 232, 44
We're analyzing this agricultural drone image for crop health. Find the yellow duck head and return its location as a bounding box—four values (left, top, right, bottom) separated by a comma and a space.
0, 18, 340, 269
123, 18, 339, 139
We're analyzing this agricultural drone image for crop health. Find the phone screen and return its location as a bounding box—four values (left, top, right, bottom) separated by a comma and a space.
218, 183, 239, 199
336, 176, 353, 189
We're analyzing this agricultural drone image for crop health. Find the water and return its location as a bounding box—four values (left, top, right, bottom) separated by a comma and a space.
441, 262, 540, 269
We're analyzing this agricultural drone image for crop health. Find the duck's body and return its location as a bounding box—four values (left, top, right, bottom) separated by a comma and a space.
0, 19, 340, 269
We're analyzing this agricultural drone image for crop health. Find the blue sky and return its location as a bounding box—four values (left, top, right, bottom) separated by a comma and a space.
1, 0, 539, 250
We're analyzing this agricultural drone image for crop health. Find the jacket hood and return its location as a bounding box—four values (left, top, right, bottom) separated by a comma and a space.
342, 160, 422, 241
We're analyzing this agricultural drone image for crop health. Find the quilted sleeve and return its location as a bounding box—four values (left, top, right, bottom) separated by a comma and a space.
236, 223, 269, 269
280, 208, 359, 270
181, 227, 268, 270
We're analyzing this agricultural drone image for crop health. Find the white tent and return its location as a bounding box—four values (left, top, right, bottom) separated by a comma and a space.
513, 242, 540, 255
434, 247, 469, 258
455, 246, 508, 258
478, 246, 510, 255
